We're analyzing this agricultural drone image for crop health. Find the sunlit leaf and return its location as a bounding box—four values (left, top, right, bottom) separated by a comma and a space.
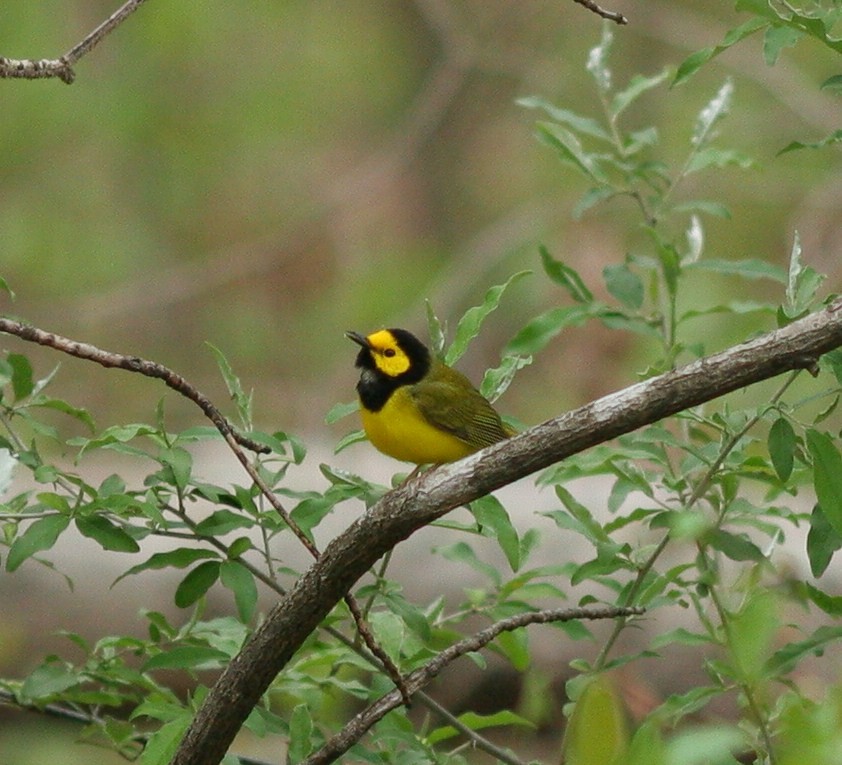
563, 674, 629, 765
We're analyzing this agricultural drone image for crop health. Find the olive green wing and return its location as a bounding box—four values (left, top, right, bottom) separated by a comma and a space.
409, 375, 510, 450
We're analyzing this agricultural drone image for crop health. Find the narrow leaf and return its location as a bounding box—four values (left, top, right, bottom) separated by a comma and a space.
541, 246, 593, 303
768, 417, 796, 482
806, 504, 842, 578
446, 272, 530, 366
142, 646, 229, 672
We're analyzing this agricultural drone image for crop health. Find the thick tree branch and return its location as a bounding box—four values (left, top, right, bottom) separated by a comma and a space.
171, 298, 842, 765
0, 0, 148, 84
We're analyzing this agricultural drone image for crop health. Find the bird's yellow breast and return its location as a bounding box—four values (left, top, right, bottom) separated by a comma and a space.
360, 386, 476, 465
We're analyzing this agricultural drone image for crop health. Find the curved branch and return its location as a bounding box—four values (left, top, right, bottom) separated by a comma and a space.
304, 605, 643, 765
171, 298, 842, 765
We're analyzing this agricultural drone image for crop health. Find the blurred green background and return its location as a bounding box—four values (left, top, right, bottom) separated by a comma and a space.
1, 0, 840, 441
1, 1, 842, 762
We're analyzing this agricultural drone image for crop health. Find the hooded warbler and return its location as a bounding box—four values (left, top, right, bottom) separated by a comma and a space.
346, 328, 511, 464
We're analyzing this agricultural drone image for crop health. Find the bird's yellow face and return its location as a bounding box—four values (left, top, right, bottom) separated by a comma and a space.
359, 329, 413, 378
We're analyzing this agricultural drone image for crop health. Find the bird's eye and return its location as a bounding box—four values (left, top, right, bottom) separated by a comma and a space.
384, 348, 396, 358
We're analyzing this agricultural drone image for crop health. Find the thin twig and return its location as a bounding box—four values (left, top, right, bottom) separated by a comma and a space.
302, 605, 643, 765
0, 0, 149, 84
572, 0, 628, 25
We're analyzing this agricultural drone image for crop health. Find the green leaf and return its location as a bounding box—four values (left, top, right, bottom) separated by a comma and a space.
535, 122, 609, 183
685, 258, 787, 283
820, 73, 842, 93
7, 353, 33, 400
729, 590, 778, 681
70, 423, 159, 455
159, 446, 192, 492
334, 428, 367, 454
480, 354, 532, 403
517, 96, 611, 141
115, 548, 220, 584
427, 710, 533, 745
805, 582, 842, 616
807, 429, 842, 537
75, 515, 140, 553
563, 675, 629, 765
610, 69, 671, 119
764, 23, 803, 65
778, 129, 842, 155
766, 625, 842, 676
673, 18, 766, 86
469, 495, 521, 571
504, 305, 592, 356
206, 342, 252, 427
573, 186, 617, 218
425, 300, 448, 359
220, 560, 257, 623
0, 276, 15, 300
139, 716, 191, 765
685, 147, 754, 174
705, 529, 765, 562
628, 720, 667, 765
142, 646, 230, 672
20, 662, 80, 702
552, 485, 611, 545
324, 400, 357, 425
445, 271, 530, 366
807, 504, 842, 578
603, 264, 643, 309
673, 199, 732, 218
290, 495, 336, 538
6, 514, 70, 571
174, 561, 221, 608
435, 541, 501, 587
287, 704, 314, 762
768, 417, 796, 482
540, 246, 593, 303
195, 509, 255, 536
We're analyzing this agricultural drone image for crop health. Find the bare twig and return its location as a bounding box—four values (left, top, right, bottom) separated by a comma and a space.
0, 0, 148, 84
572, 0, 628, 25
303, 605, 643, 765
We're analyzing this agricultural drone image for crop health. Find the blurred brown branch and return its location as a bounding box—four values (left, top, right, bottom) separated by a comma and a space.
0, 0, 148, 84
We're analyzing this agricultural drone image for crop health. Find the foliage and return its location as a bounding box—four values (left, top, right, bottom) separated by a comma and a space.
2, 4, 842, 765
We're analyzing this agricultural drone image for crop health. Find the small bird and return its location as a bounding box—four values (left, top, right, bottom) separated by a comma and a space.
346, 328, 511, 465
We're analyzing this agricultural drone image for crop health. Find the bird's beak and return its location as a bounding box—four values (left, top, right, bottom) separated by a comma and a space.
345, 330, 370, 349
